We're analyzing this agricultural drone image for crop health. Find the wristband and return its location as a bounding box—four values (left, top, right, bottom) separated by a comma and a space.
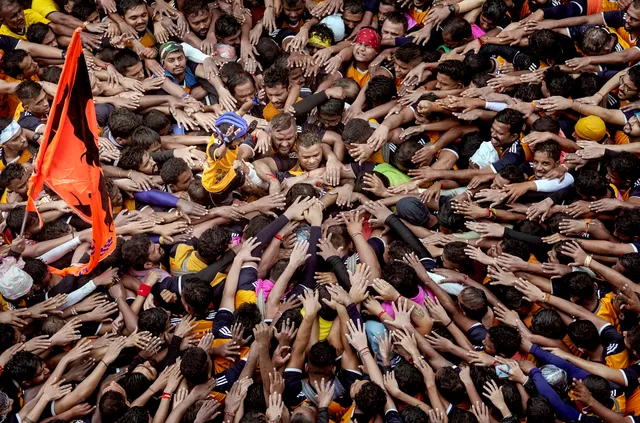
0, 364, 4, 376
138, 284, 152, 297
377, 310, 386, 319
584, 254, 593, 268
161, 392, 172, 399
394, 294, 402, 302
351, 232, 363, 238
444, 320, 453, 328
275, 234, 283, 241
358, 347, 370, 356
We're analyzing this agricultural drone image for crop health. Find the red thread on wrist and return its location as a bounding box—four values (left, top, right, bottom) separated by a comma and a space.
377, 310, 386, 319
394, 294, 402, 302
138, 284, 151, 297
275, 234, 283, 241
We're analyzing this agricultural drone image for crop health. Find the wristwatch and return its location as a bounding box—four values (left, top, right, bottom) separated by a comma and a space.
449, 4, 456, 13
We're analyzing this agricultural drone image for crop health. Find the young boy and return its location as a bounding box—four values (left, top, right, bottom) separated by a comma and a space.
496, 140, 575, 202
202, 112, 258, 206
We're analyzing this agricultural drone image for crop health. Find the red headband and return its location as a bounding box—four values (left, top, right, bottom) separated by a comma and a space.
355, 28, 380, 52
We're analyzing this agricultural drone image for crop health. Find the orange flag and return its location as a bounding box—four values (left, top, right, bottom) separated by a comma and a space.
26, 28, 115, 276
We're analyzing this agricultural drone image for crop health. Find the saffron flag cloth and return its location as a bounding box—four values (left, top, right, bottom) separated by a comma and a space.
26, 28, 115, 276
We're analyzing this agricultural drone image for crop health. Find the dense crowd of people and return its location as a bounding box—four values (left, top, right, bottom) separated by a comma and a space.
2, 0, 640, 420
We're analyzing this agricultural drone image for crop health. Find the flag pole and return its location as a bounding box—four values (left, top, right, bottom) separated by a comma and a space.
19, 207, 28, 236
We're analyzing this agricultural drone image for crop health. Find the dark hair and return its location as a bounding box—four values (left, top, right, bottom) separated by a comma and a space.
568, 319, 600, 351
1, 50, 29, 78
343, 0, 363, 14
354, 381, 386, 416
394, 138, 422, 170
117, 0, 146, 15
116, 406, 149, 423
533, 140, 562, 162
6, 207, 38, 235
197, 228, 230, 262
0, 162, 25, 189
435, 367, 466, 404
400, 406, 428, 423
472, 71, 493, 87
459, 131, 484, 168
532, 115, 560, 133
481, 0, 508, 24
143, 110, 172, 133
5, 351, 42, 384
118, 372, 152, 401
629, 65, 640, 88
463, 53, 492, 75
232, 303, 262, 339
161, 158, 190, 185
365, 76, 397, 107
529, 29, 577, 65
382, 262, 418, 298
494, 109, 525, 135
100, 391, 128, 423
575, 169, 609, 197
215, 13, 241, 38
608, 152, 640, 185
183, 279, 214, 317
531, 309, 567, 339
571, 72, 602, 99
515, 83, 544, 102
488, 325, 521, 357
385, 11, 408, 31
113, 48, 141, 75
256, 38, 282, 70
122, 234, 152, 270
436, 60, 468, 85
26, 22, 50, 44
180, 347, 210, 384
15, 80, 42, 102
526, 396, 555, 423
108, 107, 141, 140
131, 126, 161, 150
245, 214, 275, 238
343, 118, 373, 144
40, 66, 62, 83
615, 208, 640, 240
442, 17, 472, 43
395, 43, 422, 64
438, 200, 467, 232
0, 324, 16, 354
502, 237, 530, 261
318, 98, 344, 115
394, 360, 426, 396
443, 241, 474, 272
544, 66, 573, 97
118, 146, 147, 171
618, 253, 640, 281
584, 375, 613, 407
308, 23, 335, 45
183, 0, 207, 16
308, 341, 336, 368
71, 0, 97, 20
459, 287, 488, 321
263, 65, 289, 88
566, 272, 596, 303
138, 308, 169, 336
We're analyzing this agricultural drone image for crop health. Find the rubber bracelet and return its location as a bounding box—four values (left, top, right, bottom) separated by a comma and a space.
444, 320, 453, 328
138, 284, 152, 297
275, 234, 283, 241
161, 393, 172, 399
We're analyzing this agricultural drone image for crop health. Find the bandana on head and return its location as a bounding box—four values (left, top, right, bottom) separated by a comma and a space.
159, 41, 184, 63
0, 121, 21, 145
355, 28, 380, 52
308, 32, 332, 48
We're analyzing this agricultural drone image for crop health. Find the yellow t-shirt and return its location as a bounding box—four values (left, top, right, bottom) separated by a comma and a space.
345, 65, 371, 89
31, 0, 59, 19
202, 137, 239, 193
0, 9, 50, 40
169, 244, 228, 288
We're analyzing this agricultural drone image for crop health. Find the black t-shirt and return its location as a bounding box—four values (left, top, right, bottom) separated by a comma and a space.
0, 35, 19, 52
